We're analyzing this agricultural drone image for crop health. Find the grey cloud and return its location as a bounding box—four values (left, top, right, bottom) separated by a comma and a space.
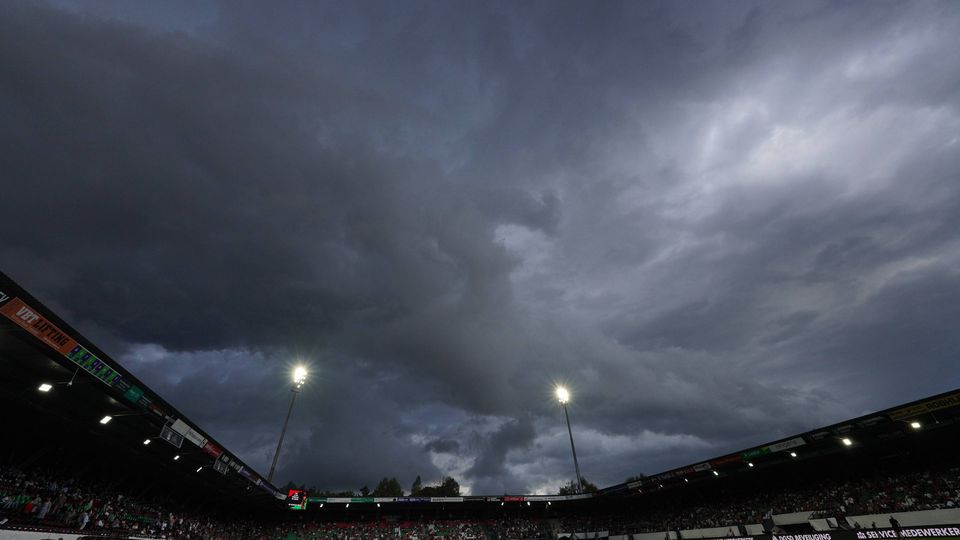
119, 344, 444, 488
425, 439, 461, 454
2, 0, 960, 492
466, 416, 536, 494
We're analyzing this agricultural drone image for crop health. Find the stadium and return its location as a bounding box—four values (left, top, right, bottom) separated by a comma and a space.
4, 2, 960, 540
2, 271, 958, 539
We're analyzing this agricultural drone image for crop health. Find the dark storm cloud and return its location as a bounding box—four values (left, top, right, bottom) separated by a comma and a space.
425, 439, 460, 455
118, 345, 446, 491
466, 417, 535, 484
3, 0, 960, 493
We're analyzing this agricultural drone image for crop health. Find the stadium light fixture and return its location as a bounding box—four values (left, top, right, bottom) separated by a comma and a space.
547, 501, 552, 506
293, 366, 308, 388
345, 503, 350, 509
910, 421, 921, 430
319, 503, 324, 508
143, 439, 151, 446
38, 383, 52, 392
196, 466, 203, 473
684, 478, 689, 483
99, 415, 112, 425
555, 385, 583, 494
526, 501, 531, 506
748, 462, 754, 468
377, 503, 381, 508
173, 455, 180, 461
790, 452, 798, 458
712, 471, 719, 476
268, 364, 309, 483
842, 437, 853, 446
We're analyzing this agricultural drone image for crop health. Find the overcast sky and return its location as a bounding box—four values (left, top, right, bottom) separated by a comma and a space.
2, 0, 960, 495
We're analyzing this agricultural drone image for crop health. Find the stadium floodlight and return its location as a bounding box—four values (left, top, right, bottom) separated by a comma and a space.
377, 503, 381, 508
684, 478, 689, 483
173, 455, 180, 461
196, 466, 203, 473
910, 421, 921, 430
38, 383, 52, 392
99, 415, 112, 425
748, 462, 754, 468
345, 503, 350, 509
143, 439, 151, 446
842, 437, 853, 446
268, 365, 309, 483
555, 385, 583, 494
293, 366, 308, 388
790, 452, 798, 458
319, 503, 324, 508
712, 471, 719, 476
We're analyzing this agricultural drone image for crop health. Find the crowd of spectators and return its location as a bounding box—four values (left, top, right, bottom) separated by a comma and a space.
0, 463, 280, 539
487, 517, 551, 540
3, 463, 169, 536
559, 464, 960, 536
0, 463, 493, 540
273, 520, 484, 540
2, 460, 959, 539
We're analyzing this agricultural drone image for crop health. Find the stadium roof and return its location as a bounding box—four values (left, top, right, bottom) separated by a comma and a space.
0, 271, 283, 509
599, 385, 960, 497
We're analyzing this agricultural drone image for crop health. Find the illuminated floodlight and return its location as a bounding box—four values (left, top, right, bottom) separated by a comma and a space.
526, 501, 531, 506
790, 452, 797, 458
377, 503, 381, 508
345, 503, 350, 509
143, 439, 151, 446
500, 502, 504, 507
99, 415, 112, 425
319, 503, 324, 508
684, 478, 689, 483
547, 501, 552, 506
196, 466, 203, 473
38, 383, 52, 392
712, 471, 719, 476
910, 421, 921, 430
269, 364, 310, 483
173, 455, 180, 461
293, 366, 308, 387
748, 462, 754, 468
555, 384, 582, 493
841, 437, 853, 446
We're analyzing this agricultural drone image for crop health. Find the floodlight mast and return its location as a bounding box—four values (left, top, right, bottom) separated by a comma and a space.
556, 386, 584, 494
268, 366, 307, 483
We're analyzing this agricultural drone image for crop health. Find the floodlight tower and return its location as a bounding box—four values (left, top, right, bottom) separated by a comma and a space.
556, 385, 584, 494
268, 365, 307, 483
